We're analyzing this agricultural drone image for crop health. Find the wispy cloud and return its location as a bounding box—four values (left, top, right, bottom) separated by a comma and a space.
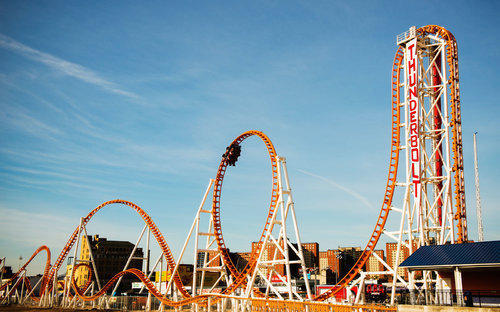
0, 105, 62, 141
0, 33, 138, 99
0, 73, 66, 115
0, 206, 77, 248
297, 169, 374, 209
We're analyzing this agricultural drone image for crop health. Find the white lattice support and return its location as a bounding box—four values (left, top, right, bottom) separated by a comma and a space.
187, 179, 233, 297
359, 27, 462, 305
22, 272, 43, 304
243, 156, 311, 301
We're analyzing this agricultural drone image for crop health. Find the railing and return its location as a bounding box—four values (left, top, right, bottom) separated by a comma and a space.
13, 295, 166, 310
12, 294, 397, 311
12, 290, 498, 311
249, 298, 395, 312
396, 26, 416, 45
395, 289, 500, 307
106, 296, 396, 312
107, 295, 162, 310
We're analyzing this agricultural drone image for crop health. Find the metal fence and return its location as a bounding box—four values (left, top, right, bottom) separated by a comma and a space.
104, 296, 396, 312
107, 296, 193, 311
394, 289, 500, 307
249, 298, 395, 312
5, 294, 396, 312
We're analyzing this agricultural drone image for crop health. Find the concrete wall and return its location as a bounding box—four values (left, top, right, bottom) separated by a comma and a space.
398, 305, 500, 312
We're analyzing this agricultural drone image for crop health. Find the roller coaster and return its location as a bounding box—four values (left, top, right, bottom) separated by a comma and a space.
0, 25, 467, 311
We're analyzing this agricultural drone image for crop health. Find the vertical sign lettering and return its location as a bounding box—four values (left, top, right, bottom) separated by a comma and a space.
406, 38, 420, 203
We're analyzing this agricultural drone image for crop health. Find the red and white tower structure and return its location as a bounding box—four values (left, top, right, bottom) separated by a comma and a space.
314, 25, 468, 305
386, 25, 469, 302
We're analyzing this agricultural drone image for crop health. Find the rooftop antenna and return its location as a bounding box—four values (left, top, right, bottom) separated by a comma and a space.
473, 132, 484, 241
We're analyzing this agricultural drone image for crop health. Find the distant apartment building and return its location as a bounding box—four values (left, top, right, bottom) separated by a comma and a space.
366, 249, 385, 278
196, 250, 222, 268
336, 247, 363, 281
386, 241, 418, 280
249, 241, 318, 280
317, 250, 342, 283
229, 252, 251, 271
318, 248, 386, 283
251, 241, 285, 278
318, 251, 336, 284
326, 249, 341, 277
318, 251, 328, 284
195, 249, 224, 285
155, 264, 195, 286
66, 235, 143, 294
301, 243, 319, 269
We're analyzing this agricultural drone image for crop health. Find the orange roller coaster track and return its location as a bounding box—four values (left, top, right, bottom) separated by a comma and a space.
417, 25, 467, 243
313, 44, 404, 302
2, 131, 281, 306
2, 25, 466, 307
2, 200, 220, 307
0, 245, 51, 301
69, 263, 216, 306
315, 24, 467, 301
44, 200, 191, 300
212, 130, 279, 296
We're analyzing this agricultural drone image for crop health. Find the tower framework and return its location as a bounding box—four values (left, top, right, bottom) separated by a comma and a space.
315, 25, 468, 305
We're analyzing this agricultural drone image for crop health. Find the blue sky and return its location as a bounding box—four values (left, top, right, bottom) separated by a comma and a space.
0, 1, 498, 274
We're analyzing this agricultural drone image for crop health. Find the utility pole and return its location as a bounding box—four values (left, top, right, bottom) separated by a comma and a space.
473, 132, 484, 241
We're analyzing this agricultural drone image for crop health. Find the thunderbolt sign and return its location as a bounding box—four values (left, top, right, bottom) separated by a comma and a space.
406, 38, 420, 199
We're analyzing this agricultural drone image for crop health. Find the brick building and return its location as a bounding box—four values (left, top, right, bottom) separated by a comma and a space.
251, 241, 285, 277
318, 251, 336, 284
196, 250, 222, 268
366, 249, 385, 277
326, 249, 341, 278
386, 241, 419, 280
336, 247, 363, 281
301, 243, 319, 269
229, 252, 251, 271
249, 241, 317, 280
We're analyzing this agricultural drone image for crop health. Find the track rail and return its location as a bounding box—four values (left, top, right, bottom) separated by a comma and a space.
314, 25, 467, 301
68, 131, 279, 305
212, 130, 279, 296
3, 25, 466, 307
70, 264, 214, 306
314, 45, 405, 301
0, 245, 51, 300
417, 25, 467, 243
45, 200, 190, 299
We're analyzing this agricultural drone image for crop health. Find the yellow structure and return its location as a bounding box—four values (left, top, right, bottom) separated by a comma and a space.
65, 236, 91, 288
155, 270, 172, 282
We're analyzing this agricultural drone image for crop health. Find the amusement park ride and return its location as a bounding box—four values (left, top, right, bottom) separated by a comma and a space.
0, 25, 469, 311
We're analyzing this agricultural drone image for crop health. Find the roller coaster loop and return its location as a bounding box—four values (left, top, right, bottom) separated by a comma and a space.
1, 25, 465, 308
